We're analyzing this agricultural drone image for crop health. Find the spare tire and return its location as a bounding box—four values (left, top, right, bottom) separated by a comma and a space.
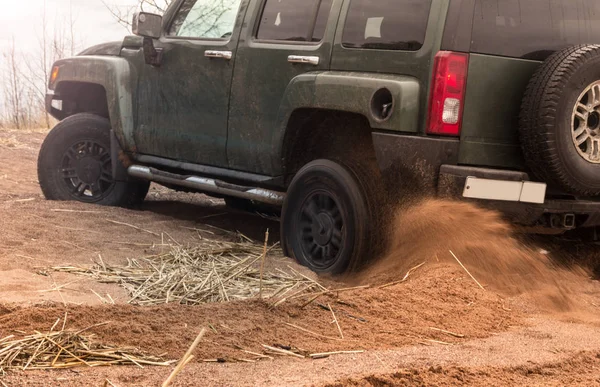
520, 44, 600, 196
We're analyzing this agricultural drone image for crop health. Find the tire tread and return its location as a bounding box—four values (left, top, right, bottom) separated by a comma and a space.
520, 44, 600, 196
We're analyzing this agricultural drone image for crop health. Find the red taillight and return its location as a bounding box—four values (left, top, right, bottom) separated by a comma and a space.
427, 51, 469, 136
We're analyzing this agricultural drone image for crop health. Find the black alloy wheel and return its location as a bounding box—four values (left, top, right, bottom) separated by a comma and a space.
281, 159, 373, 274
296, 191, 345, 271
38, 113, 149, 207
61, 139, 115, 202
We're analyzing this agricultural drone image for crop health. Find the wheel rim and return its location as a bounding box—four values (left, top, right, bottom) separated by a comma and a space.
297, 191, 345, 270
572, 81, 600, 163
60, 140, 115, 202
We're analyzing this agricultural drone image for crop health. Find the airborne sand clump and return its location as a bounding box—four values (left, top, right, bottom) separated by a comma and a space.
358, 200, 589, 312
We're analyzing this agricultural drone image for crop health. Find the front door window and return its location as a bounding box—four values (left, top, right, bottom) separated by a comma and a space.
168, 0, 242, 39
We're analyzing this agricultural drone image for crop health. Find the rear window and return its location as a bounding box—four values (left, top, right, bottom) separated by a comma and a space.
471, 0, 600, 60
257, 0, 333, 42
342, 0, 432, 51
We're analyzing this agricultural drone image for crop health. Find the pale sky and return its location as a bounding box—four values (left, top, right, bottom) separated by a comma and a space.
0, 0, 151, 115
0, 0, 143, 54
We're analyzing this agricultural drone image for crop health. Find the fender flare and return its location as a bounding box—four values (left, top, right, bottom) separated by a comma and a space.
271, 71, 421, 174
50, 56, 138, 182
50, 56, 138, 155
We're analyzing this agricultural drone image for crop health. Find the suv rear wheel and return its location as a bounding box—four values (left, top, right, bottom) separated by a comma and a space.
38, 113, 149, 207
281, 159, 379, 274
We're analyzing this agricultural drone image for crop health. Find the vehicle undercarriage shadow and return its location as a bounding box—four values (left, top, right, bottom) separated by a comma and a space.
524, 231, 600, 280
139, 194, 281, 244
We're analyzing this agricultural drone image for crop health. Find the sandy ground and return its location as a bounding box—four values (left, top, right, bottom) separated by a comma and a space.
1, 128, 600, 386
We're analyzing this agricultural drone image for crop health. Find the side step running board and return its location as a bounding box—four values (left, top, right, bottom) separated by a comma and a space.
128, 165, 285, 206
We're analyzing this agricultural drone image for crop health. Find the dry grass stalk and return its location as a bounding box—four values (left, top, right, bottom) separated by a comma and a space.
271, 283, 315, 308
61, 312, 68, 332
240, 349, 273, 360
105, 219, 160, 237
429, 327, 465, 338
53, 236, 321, 306
296, 285, 371, 300
162, 328, 206, 387
50, 209, 103, 214
449, 250, 485, 290
329, 303, 344, 339
90, 289, 109, 304
309, 350, 364, 359
259, 229, 269, 298
421, 338, 453, 346
38, 279, 84, 293
0, 325, 173, 373
284, 322, 343, 341
297, 285, 372, 308
378, 262, 426, 289
261, 345, 304, 359
47, 273, 67, 307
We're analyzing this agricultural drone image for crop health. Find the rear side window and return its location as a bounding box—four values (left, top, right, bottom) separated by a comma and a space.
342, 0, 432, 51
472, 1, 600, 60
257, 0, 333, 42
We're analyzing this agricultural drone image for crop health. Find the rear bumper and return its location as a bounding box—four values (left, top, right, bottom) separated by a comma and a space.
438, 165, 600, 228
372, 132, 600, 229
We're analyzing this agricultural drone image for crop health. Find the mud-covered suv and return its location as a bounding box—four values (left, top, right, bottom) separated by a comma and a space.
39, 0, 600, 274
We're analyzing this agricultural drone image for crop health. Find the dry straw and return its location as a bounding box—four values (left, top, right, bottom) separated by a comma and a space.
53, 236, 323, 306
0, 322, 173, 373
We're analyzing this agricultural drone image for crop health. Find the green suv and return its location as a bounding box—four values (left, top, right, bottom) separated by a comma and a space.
39, 0, 600, 274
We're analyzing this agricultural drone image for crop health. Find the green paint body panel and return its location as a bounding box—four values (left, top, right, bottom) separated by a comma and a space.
330, 0, 448, 134
272, 72, 421, 170
44, 0, 600, 228
47, 0, 550, 188
460, 54, 541, 169
227, 0, 342, 174
128, 0, 251, 168
50, 56, 137, 152
266, 71, 420, 175
48, 0, 452, 179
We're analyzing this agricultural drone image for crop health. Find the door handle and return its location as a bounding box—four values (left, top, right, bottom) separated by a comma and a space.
205, 50, 233, 60
288, 55, 320, 66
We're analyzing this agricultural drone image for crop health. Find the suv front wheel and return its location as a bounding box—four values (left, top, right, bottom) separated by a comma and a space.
38, 113, 150, 207
281, 159, 376, 274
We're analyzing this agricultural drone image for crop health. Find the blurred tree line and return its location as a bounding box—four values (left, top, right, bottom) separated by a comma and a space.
0, 2, 78, 130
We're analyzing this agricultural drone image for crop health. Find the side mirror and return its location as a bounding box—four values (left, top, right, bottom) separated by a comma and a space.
132, 12, 162, 39
132, 12, 164, 66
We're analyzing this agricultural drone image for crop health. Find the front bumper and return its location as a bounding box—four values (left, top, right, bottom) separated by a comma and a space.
45, 91, 64, 120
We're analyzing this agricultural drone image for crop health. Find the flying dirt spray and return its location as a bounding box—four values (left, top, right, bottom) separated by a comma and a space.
356, 199, 591, 313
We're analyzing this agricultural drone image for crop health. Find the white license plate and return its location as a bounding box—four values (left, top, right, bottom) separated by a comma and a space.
463, 177, 546, 204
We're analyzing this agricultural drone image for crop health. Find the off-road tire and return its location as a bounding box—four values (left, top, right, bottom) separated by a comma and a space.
38, 113, 149, 207
281, 159, 385, 274
520, 44, 600, 196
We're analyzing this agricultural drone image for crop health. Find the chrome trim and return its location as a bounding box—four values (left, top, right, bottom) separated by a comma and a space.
127, 165, 285, 205
572, 81, 600, 164
287, 55, 320, 65
204, 50, 233, 60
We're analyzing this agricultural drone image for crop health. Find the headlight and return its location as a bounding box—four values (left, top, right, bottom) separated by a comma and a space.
50, 66, 60, 86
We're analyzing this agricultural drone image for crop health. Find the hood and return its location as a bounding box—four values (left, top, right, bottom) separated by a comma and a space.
78, 41, 122, 56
